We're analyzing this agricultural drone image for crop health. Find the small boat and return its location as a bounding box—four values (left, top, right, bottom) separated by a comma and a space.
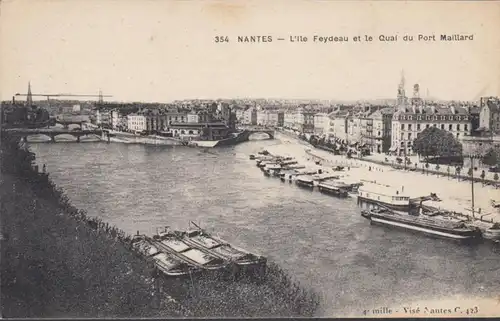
482, 223, 500, 241
296, 176, 314, 188
151, 228, 229, 272
318, 182, 349, 198
257, 160, 276, 168
358, 184, 410, 211
131, 234, 200, 277
179, 222, 267, 278
282, 164, 306, 170
278, 159, 298, 166
249, 154, 256, 160
361, 208, 481, 242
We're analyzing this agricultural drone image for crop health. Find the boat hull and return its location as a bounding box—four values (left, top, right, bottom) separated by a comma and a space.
179, 231, 268, 280
482, 229, 500, 241
318, 185, 348, 198
362, 211, 481, 242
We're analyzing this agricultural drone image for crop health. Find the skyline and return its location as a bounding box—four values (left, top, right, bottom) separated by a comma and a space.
1, 0, 499, 103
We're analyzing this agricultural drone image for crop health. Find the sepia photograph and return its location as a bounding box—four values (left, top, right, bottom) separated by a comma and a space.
1, 0, 500, 318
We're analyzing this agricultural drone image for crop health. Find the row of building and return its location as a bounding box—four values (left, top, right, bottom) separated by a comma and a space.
236, 79, 500, 156
94, 102, 238, 140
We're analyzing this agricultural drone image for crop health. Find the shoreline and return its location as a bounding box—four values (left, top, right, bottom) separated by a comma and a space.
268, 132, 500, 224
0, 133, 320, 318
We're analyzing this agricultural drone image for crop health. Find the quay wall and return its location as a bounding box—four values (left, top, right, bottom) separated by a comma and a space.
0, 133, 320, 318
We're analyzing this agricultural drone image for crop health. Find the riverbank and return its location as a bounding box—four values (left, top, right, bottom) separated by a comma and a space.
0, 134, 320, 318
268, 133, 500, 224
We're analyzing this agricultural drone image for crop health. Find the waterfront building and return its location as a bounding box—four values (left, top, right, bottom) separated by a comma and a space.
284, 109, 298, 130
478, 97, 500, 134
166, 122, 230, 140
277, 111, 284, 127
327, 109, 349, 142
96, 109, 112, 128
127, 114, 147, 132
313, 113, 329, 136
187, 112, 199, 123
299, 110, 315, 134
346, 113, 362, 145
370, 107, 395, 153
390, 104, 472, 156
461, 134, 500, 168
359, 111, 374, 151
257, 110, 267, 126
242, 107, 257, 125
256, 109, 280, 127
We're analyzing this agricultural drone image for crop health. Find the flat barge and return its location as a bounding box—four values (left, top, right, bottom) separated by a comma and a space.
361, 208, 482, 242
178, 223, 267, 279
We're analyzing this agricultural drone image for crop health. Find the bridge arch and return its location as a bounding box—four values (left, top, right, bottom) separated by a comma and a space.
247, 130, 275, 140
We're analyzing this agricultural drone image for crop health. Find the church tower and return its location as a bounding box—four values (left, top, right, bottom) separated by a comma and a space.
396, 70, 407, 110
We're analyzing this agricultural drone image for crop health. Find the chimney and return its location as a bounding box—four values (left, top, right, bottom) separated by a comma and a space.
450, 106, 456, 114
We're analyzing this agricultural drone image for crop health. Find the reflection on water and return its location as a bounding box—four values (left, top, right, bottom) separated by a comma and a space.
29, 138, 500, 317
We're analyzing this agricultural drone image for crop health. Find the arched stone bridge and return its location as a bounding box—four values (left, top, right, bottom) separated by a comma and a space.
4, 128, 104, 143
240, 126, 275, 140
55, 119, 86, 129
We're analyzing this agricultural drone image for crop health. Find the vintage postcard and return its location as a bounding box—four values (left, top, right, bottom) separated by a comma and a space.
1, 0, 500, 318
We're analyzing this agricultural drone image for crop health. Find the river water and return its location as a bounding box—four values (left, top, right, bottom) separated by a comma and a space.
29, 134, 500, 317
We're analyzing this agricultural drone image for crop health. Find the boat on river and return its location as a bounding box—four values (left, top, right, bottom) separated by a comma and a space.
358, 184, 411, 211
361, 208, 481, 242
296, 176, 315, 189
318, 181, 349, 198
131, 234, 201, 277
482, 223, 500, 241
178, 222, 267, 278
150, 228, 229, 273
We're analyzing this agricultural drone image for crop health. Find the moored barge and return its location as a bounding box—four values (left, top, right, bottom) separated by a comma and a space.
150, 228, 230, 275
358, 185, 411, 211
318, 181, 349, 198
361, 208, 481, 242
131, 234, 201, 278
295, 176, 315, 189
178, 223, 267, 279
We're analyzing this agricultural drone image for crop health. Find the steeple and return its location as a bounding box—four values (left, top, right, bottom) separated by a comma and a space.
27, 81, 33, 107
98, 89, 104, 104
397, 70, 407, 109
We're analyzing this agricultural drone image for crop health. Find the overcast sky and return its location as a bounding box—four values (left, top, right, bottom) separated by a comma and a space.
1, 0, 499, 102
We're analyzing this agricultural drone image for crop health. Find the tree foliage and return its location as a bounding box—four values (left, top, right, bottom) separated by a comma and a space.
482, 147, 500, 167
412, 127, 463, 158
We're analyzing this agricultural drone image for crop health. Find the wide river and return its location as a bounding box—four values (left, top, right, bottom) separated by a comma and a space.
29, 134, 500, 317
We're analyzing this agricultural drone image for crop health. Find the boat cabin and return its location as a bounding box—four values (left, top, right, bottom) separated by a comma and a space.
358, 184, 410, 210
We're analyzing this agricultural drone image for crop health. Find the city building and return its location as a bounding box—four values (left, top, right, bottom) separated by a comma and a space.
277, 111, 284, 127
461, 135, 500, 168
478, 97, 500, 134
299, 110, 315, 133
327, 109, 350, 142
369, 107, 395, 153
391, 104, 472, 156
166, 122, 230, 140
313, 113, 329, 136
127, 114, 147, 132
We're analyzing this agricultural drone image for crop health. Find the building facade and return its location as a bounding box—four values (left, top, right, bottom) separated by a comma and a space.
479, 97, 500, 133
127, 114, 147, 132
391, 105, 472, 156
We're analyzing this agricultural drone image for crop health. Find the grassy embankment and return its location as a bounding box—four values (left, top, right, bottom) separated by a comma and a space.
0, 135, 320, 318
